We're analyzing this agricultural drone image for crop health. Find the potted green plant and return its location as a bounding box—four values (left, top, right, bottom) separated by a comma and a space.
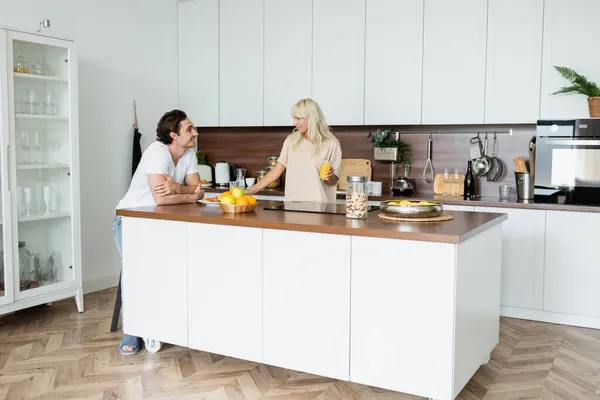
196, 151, 212, 183
552, 66, 600, 117
368, 129, 410, 167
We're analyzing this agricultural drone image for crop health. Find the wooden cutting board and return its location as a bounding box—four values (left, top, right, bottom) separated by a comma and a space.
338, 159, 372, 190
434, 173, 465, 196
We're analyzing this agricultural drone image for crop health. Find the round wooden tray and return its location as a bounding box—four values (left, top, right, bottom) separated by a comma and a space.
377, 212, 453, 223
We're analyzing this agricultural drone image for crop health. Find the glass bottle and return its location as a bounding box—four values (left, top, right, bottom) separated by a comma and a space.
346, 176, 368, 219
464, 161, 475, 200
18, 241, 33, 290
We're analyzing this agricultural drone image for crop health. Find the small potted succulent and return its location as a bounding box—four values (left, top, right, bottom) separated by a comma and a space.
552, 66, 600, 117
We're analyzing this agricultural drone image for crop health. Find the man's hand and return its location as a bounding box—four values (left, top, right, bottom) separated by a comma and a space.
153, 174, 181, 196
193, 183, 205, 201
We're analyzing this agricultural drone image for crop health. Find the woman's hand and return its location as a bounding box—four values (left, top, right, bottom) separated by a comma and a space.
153, 174, 181, 196
321, 166, 338, 186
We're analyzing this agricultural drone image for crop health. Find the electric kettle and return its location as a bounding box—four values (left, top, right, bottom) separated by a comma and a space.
214, 162, 235, 187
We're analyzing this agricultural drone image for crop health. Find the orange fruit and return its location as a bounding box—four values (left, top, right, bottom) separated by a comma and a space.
221, 191, 231, 198
236, 197, 249, 206
245, 195, 257, 205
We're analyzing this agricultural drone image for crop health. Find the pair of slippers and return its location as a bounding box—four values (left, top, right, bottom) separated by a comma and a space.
119, 335, 142, 355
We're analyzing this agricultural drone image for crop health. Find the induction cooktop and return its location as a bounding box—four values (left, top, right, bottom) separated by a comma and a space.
263, 201, 379, 215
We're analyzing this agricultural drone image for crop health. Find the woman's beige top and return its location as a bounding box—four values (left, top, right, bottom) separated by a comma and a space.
277, 136, 342, 203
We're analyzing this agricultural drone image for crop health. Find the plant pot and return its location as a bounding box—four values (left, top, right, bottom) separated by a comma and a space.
589, 97, 600, 117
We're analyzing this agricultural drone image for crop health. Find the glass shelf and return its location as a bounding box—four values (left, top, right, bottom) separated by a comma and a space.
16, 163, 70, 170
14, 73, 67, 83
15, 114, 68, 121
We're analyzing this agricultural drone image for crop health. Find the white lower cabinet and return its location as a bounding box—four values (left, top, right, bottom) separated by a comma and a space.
187, 223, 263, 362
122, 218, 188, 347
544, 211, 600, 318
262, 229, 351, 380
474, 207, 545, 310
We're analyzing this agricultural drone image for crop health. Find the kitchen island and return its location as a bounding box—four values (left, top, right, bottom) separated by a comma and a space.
116, 201, 506, 400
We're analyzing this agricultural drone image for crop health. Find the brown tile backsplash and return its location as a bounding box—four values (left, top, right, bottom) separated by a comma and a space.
196, 124, 536, 196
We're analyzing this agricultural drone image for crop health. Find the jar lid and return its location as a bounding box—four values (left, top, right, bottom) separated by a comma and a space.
257, 169, 267, 173
18, 241, 26, 248
268, 156, 278, 160
347, 176, 367, 182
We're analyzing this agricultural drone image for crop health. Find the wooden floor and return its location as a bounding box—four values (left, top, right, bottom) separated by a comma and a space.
1, 288, 600, 400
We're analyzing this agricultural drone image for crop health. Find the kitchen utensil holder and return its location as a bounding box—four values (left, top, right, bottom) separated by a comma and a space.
515, 172, 534, 200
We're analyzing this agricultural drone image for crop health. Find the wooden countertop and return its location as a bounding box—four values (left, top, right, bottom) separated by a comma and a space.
203, 187, 600, 213
116, 200, 506, 244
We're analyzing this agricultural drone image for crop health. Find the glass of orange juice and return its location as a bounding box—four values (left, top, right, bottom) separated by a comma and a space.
319, 164, 331, 180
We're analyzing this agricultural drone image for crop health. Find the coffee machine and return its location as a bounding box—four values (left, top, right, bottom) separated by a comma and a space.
214, 162, 235, 188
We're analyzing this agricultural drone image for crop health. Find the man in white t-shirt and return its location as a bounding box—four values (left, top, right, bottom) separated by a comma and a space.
112, 109, 204, 354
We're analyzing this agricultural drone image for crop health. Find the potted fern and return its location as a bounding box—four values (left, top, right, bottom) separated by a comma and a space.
552, 66, 600, 117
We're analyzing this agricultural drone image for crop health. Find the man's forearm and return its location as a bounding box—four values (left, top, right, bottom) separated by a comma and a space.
178, 184, 198, 194
155, 192, 201, 205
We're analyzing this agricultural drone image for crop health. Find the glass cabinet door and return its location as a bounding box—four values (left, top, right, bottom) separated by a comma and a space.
0, 30, 12, 304
6, 32, 79, 299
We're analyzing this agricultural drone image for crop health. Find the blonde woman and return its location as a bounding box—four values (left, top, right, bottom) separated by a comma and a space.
245, 98, 342, 203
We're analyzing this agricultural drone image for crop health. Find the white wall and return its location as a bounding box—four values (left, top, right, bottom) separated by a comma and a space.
0, 0, 179, 293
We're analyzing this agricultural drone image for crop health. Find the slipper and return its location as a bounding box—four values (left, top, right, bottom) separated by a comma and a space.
119, 334, 142, 355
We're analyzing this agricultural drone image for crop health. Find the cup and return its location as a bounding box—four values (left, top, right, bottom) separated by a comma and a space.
245, 177, 256, 187
367, 181, 383, 196
499, 184, 511, 201
319, 164, 331, 180
229, 181, 239, 190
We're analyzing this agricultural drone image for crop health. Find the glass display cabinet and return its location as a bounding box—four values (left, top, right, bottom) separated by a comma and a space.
0, 28, 82, 314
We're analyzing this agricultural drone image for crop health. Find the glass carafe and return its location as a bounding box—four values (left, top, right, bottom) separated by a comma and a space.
13, 54, 29, 73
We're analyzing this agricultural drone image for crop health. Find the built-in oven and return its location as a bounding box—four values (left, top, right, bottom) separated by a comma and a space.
536, 118, 600, 205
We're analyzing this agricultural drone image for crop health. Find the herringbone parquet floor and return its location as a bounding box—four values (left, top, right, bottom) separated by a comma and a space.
1, 288, 600, 400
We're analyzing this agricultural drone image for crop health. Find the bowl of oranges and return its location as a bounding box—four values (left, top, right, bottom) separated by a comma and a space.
218, 187, 258, 213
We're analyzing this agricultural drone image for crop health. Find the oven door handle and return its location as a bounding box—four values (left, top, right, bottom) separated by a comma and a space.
544, 139, 600, 146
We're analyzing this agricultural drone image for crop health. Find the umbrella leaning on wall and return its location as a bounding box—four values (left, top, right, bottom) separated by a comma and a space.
131, 100, 142, 178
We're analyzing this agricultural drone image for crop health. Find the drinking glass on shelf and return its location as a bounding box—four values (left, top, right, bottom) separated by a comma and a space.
44, 92, 56, 115
19, 132, 29, 164
42, 186, 52, 214
25, 90, 38, 114
442, 168, 450, 196
32, 131, 41, 163
23, 187, 32, 216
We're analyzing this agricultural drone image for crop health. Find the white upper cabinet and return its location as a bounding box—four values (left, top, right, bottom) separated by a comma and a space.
485, 0, 543, 124
219, 0, 264, 126
540, 0, 600, 119
264, 0, 312, 126
422, 0, 487, 124
312, 0, 365, 125
364, 0, 424, 125
178, 0, 219, 127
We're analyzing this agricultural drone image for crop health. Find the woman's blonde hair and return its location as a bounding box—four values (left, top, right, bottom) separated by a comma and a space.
290, 98, 337, 151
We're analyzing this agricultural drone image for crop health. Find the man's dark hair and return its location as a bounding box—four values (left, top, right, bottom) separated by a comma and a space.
156, 109, 188, 144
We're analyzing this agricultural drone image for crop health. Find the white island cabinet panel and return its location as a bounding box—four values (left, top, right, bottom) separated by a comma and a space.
219, 0, 264, 126
263, 229, 351, 380
121, 218, 188, 348
264, 0, 312, 126
422, 0, 487, 124
485, 0, 544, 124
350, 236, 456, 398
177, 0, 219, 126
474, 207, 546, 310
312, 0, 365, 125
187, 223, 263, 363
364, 0, 423, 125
544, 211, 600, 318
540, 0, 600, 119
